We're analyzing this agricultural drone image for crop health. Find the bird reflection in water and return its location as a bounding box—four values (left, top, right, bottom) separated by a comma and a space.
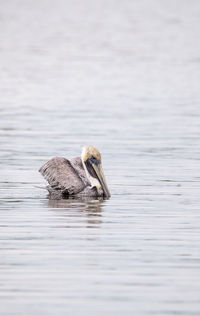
47, 197, 105, 227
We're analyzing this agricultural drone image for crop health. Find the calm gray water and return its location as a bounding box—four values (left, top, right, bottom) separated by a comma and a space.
0, 0, 200, 315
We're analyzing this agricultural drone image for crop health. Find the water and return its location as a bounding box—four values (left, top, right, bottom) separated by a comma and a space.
0, 0, 200, 315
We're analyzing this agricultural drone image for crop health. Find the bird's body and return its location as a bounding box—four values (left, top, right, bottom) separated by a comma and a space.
39, 146, 110, 199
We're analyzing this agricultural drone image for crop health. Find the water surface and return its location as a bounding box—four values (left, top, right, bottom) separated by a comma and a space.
0, 0, 200, 315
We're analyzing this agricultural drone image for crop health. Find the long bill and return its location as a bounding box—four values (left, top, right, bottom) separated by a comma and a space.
91, 163, 111, 198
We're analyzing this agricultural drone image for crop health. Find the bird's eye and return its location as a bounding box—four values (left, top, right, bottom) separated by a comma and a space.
89, 156, 99, 166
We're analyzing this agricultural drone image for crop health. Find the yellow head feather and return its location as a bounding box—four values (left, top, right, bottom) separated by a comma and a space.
81, 146, 102, 163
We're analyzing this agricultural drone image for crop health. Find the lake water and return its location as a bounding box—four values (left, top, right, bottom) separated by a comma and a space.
0, 0, 200, 315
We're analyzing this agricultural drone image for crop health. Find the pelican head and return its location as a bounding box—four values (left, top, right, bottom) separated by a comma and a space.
81, 146, 111, 198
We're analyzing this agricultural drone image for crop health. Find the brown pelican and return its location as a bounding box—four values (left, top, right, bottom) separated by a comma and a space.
39, 146, 111, 199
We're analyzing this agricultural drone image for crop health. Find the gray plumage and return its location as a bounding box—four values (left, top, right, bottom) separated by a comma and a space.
39, 157, 98, 199
39, 146, 111, 199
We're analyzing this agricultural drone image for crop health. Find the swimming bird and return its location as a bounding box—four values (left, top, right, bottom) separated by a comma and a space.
39, 146, 111, 199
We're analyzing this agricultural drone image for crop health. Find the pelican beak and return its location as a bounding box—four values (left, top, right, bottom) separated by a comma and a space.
92, 162, 111, 198
86, 158, 110, 198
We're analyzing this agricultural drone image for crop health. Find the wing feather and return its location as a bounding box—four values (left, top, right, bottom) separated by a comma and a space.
39, 157, 85, 195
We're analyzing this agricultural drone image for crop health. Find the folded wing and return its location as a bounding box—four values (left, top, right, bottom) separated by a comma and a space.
39, 157, 86, 195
